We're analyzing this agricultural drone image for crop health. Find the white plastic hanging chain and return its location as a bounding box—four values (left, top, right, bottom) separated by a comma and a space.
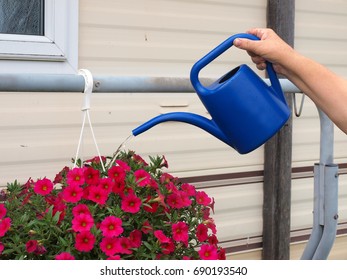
74, 69, 106, 172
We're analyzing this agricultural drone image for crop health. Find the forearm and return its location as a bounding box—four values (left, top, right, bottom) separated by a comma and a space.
282, 53, 347, 134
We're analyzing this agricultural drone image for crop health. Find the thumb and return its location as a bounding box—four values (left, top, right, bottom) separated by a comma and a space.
233, 38, 258, 53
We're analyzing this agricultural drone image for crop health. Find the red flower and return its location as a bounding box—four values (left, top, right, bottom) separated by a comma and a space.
107, 255, 121, 260
134, 169, 151, 187
154, 230, 170, 244
100, 216, 123, 237
161, 239, 175, 255
62, 185, 84, 203
98, 178, 114, 195
166, 193, 184, 209
26, 240, 38, 253
172, 221, 189, 243
115, 160, 131, 171
72, 213, 94, 232
0, 204, 6, 219
141, 220, 152, 234
121, 193, 141, 213
34, 178, 53, 196
55, 252, 75, 260
196, 191, 212, 206
0, 242, 4, 255
115, 237, 132, 255
72, 204, 90, 216
75, 231, 95, 252
88, 185, 108, 205
196, 223, 208, 242
0, 217, 11, 237
108, 166, 126, 183
84, 167, 100, 185
181, 183, 196, 196
143, 196, 159, 213
129, 230, 142, 248
67, 168, 85, 186
100, 237, 118, 257
198, 244, 218, 260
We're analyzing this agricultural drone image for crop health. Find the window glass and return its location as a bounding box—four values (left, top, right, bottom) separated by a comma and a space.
0, 0, 44, 36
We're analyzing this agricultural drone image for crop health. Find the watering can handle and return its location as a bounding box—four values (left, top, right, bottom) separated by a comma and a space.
190, 33, 286, 103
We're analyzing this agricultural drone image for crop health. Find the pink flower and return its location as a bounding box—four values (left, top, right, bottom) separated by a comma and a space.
0, 242, 4, 254
115, 237, 132, 254
26, 240, 38, 253
166, 193, 184, 209
72, 213, 94, 232
100, 237, 118, 257
143, 195, 159, 213
0, 217, 11, 237
172, 221, 189, 243
196, 223, 208, 242
75, 231, 95, 252
108, 166, 126, 183
88, 185, 108, 205
98, 178, 114, 194
84, 167, 100, 185
181, 183, 196, 196
129, 229, 142, 248
34, 178, 53, 196
0, 204, 6, 219
121, 193, 141, 213
198, 244, 218, 260
196, 191, 212, 206
134, 169, 151, 187
115, 160, 131, 171
72, 204, 90, 216
141, 220, 152, 234
67, 168, 85, 186
62, 185, 84, 203
100, 216, 123, 237
107, 255, 121, 260
112, 181, 125, 195
55, 252, 75, 260
154, 230, 170, 244
161, 239, 175, 255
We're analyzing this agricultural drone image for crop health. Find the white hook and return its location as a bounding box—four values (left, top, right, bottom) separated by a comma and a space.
78, 69, 94, 111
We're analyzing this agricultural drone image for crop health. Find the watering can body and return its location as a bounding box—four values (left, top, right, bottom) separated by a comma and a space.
132, 33, 291, 154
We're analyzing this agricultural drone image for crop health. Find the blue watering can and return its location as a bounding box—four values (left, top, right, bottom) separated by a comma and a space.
132, 33, 291, 154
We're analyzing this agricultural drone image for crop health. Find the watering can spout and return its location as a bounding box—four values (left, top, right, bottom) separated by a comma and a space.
132, 112, 232, 147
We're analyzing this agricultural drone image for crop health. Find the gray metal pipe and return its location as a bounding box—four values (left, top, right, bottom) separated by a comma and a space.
0, 74, 300, 93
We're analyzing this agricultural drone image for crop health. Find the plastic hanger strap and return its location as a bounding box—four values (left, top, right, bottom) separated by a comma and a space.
74, 69, 105, 171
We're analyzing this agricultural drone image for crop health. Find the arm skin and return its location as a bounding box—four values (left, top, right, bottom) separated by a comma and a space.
234, 28, 347, 134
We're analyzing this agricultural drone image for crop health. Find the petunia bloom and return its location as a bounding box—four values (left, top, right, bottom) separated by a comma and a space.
196, 223, 208, 242
87, 185, 108, 205
134, 169, 151, 187
34, 178, 53, 196
0, 217, 11, 237
100, 237, 118, 257
172, 221, 189, 243
154, 230, 170, 244
0, 204, 6, 219
198, 244, 218, 260
67, 168, 85, 187
121, 193, 141, 213
72, 213, 94, 232
62, 184, 84, 203
55, 252, 75, 260
100, 216, 123, 237
75, 231, 95, 252
196, 191, 212, 206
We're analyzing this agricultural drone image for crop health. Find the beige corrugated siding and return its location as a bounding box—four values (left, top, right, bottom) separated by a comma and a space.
1, 0, 347, 258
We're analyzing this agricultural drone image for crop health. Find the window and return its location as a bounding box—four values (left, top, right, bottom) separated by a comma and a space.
0, 0, 78, 74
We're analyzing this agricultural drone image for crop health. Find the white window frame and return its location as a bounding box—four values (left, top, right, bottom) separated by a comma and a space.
0, 0, 78, 74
